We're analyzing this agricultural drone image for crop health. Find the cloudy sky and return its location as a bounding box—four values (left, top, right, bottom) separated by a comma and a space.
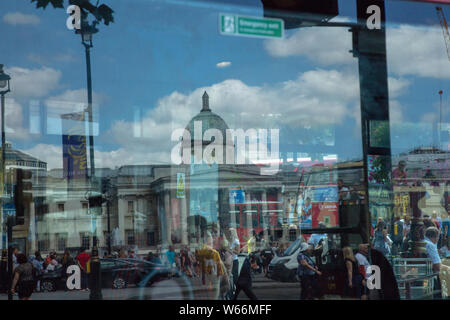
0, 0, 448, 170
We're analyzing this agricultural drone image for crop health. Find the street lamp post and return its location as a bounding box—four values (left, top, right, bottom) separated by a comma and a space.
76, 13, 102, 300
439, 90, 443, 149
0, 65, 10, 295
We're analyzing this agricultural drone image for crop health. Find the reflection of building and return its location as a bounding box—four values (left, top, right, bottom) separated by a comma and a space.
25, 96, 450, 256
2, 142, 47, 254
392, 147, 450, 220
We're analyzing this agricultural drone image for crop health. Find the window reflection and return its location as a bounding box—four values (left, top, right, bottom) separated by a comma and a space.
0, 0, 448, 300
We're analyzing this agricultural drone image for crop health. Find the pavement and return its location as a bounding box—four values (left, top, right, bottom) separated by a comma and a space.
0, 272, 300, 300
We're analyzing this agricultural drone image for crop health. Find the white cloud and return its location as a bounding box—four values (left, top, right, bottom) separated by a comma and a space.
24, 69, 410, 169
386, 24, 450, 79
3, 98, 32, 141
45, 89, 106, 116
388, 77, 410, 98
22, 144, 168, 170
264, 23, 450, 79
3, 12, 40, 26
104, 69, 363, 165
264, 26, 353, 66
6, 66, 61, 99
216, 61, 231, 68
28, 52, 77, 65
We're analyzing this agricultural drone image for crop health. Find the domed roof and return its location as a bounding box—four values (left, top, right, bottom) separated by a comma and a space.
185, 91, 229, 142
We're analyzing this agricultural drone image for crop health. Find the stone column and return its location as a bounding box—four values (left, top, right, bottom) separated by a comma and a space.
29, 202, 36, 253
164, 190, 172, 246
261, 191, 269, 244
117, 198, 126, 246
180, 196, 188, 245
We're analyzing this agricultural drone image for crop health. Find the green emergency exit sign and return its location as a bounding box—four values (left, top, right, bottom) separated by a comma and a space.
219, 13, 284, 39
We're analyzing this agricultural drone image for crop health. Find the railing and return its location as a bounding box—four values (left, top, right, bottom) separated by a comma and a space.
393, 258, 441, 300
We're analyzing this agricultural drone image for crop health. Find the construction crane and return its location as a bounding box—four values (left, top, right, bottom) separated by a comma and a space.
437, 6, 450, 61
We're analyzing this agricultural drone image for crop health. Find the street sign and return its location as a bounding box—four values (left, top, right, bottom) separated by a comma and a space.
219, 13, 284, 39
229, 188, 245, 204
176, 173, 185, 198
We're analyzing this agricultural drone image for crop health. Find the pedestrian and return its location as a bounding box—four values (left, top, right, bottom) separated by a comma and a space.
297, 243, 322, 300
61, 250, 74, 289
196, 232, 224, 299
128, 250, 137, 259
28, 254, 43, 292
338, 179, 351, 200
233, 254, 258, 300
260, 244, 274, 276
308, 222, 327, 249
403, 215, 411, 248
227, 228, 241, 286
247, 230, 257, 255
180, 246, 193, 277
301, 197, 313, 228
166, 245, 176, 270
76, 248, 90, 291
423, 215, 434, 229
343, 247, 364, 299
373, 220, 390, 257
355, 243, 370, 300
118, 249, 126, 258
219, 239, 234, 299
392, 160, 408, 185
46, 252, 59, 272
391, 216, 404, 256
424, 227, 450, 299
11, 254, 35, 300
12, 247, 19, 270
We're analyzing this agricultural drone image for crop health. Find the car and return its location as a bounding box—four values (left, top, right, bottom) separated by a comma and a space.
39, 258, 173, 292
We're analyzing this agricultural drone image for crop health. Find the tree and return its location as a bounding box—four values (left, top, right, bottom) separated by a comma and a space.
31, 0, 114, 25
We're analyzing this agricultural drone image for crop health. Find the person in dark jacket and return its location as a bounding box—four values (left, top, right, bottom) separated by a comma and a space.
11, 254, 35, 300
297, 242, 322, 300
233, 255, 258, 300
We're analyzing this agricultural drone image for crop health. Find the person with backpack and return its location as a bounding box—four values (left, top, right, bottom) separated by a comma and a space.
297, 242, 322, 300
29, 254, 43, 292
11, 254, 35, 300
76, 248, 91, 291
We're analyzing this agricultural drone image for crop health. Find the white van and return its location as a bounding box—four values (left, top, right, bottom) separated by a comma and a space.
267, 237, 305, 282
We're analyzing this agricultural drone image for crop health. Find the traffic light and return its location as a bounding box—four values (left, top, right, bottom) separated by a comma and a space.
261, 0, 339, 29
14, 169, 33, 226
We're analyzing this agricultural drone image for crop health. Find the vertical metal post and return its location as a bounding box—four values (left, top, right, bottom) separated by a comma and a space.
354, 0, 393, 245
83, 36, 102, 300
1, 93, 5, 250
85, 44, 96, 182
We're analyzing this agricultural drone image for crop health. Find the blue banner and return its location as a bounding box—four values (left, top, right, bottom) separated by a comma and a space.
62, 112, 88, 180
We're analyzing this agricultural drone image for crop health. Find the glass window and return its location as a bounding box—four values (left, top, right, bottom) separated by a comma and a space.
1, 0, 448, 300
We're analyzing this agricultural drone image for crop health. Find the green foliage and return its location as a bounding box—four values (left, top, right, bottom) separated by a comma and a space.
31, 0, 114, 26
31, 0, 64, 9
